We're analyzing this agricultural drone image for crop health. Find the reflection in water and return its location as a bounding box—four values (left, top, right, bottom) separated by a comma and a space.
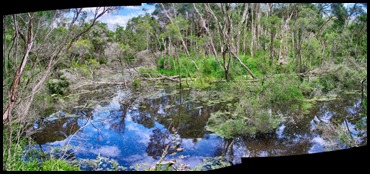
29, 88, 366, 170
32, 117, 80, 144
146, 128, 178, 160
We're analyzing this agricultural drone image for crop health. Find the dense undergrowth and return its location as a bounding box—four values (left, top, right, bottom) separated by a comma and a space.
137, 54, 367, 139
4, 52, 366, 171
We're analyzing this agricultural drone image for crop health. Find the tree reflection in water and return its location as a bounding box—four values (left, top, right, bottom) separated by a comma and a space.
146, 128, 180, 160
31, 117, 80, 144
109, 104, 129, 135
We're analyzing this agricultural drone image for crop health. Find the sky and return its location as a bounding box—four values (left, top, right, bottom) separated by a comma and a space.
82, 3, 156, 31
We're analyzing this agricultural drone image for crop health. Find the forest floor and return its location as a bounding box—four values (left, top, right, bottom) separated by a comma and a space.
61, 50, 161, 91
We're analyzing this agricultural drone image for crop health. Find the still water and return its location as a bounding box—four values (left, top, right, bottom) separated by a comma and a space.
28, 86, 366, 170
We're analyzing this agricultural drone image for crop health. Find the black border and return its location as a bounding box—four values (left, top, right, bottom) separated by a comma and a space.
1, 0, 368, 173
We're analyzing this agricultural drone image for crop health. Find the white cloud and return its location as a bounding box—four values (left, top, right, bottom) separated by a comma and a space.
63, 6, 156, 31
126, 123, 151, 144
124, 6, 142, 10
81, 7, 106, 14
97, 6, 156, 31
92, 145, 121, 157
98, 13, 136, 31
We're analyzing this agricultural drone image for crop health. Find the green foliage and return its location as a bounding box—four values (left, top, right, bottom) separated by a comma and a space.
133, 77, 140, 89
87, 58, 100, 68
263, 74, 304, 104
41, 159, 80, 171
318, 62, 366, 91
238, 54, 269, 78
3, 130, 79, 171
188, 73, 216, 89
192, 157, 232, 171
157, 56, 195, 77
139, 67, 160, 78
72, 61, 92, 78
206, 96, 284, 138
79, 154, 127, 171
46, 77, 70, 96
299, 79, 313, 96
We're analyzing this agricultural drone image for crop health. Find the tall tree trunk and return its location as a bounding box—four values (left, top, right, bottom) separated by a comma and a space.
3, 13, 34, 123
250, 3, 255, 57
236, 3, 249, 56
298, 32, 303, 73
270, 31, 275, 68
222, 49, 229, 81
243, 25, 247, 55
321, 40, 325, 66
291, 31, 295, 62
162, 37, 167, 69
175, 45, 182, 88
256, 3, 261, 50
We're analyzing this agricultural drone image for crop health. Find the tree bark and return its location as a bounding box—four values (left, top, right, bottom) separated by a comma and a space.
236, 3, 249, 56
270, 31, 275, 68
321, 40, 325, 66
250, 3, 255, 57
3, 13, 34, 123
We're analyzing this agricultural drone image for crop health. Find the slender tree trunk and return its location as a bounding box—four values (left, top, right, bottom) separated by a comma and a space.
256, 3, 261, 50
270, 31, 275, 68
298, 32, 303, 73
175, 45, 182, 88
223, 49, 229, 81
162, 37, 167, 69
291, 31, 295, 61
250, 3, 255, 57
236, 3, 249, 56
243, 25, 247, 55
168, 36, 172, 57
3, 13, 34, 123
321, 40, 325, 66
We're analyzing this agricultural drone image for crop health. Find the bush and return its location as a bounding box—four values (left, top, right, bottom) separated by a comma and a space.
299, 79, 313, 96
263, 73, 304, 104
47, 77, 70, 95
41, 159, 80, 171
317, 61, 366, 91
206, 96, 284, 138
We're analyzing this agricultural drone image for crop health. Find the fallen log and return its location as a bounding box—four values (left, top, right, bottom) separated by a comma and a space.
72, 81, 127, 90
142, 75, 180, 82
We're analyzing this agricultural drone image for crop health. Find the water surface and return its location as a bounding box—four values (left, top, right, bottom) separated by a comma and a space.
29, 87, 366, 170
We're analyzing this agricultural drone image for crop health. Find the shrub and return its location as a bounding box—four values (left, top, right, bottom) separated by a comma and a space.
206, 109, 282, 138
47, 77, 70, 95
263, 73, 304, 104
206, 96, 284, 138
41, 159, 80, 171
299, 79, 313, 96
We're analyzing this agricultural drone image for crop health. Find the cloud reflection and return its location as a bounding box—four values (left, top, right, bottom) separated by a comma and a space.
92, 145, 121, 157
